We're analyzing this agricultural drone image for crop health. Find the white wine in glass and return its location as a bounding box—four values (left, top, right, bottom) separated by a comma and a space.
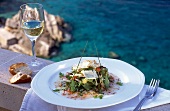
20, 3, 45, 71
22, 20, 44, 40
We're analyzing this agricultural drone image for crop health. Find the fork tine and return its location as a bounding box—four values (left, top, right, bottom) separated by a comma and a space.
150, 79, 157, 93
152, 79, 157, 91
150, 79, 154, 93
153, 79, 156, 87
152, 79, 160, 96
147, 78, 153, 92
148, 79, 154, 93
152, 79, 159, 93
157, 80, 160, 86
149, 79, 153, 86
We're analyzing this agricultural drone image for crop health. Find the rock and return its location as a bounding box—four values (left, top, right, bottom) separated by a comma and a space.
9, 44, 31, 55
5, 13, 20, 29
37, 41, 50, 57
2, 9, 72, 58
0, 17, 6, 27
138, 56, 147, 62
131, 61, 137, 66
63, 23, 72, 32
0, 28, 18, 48
44, 11, 72, 42
108, 51, 120, 59
49, 46, 59, 57
56, 15, 64, 26
63, 33, 72, 42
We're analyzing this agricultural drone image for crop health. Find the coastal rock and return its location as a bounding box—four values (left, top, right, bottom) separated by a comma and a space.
5, 13, 20, 29
0, 17, 6, 27
9, 44, 31, 55
0, 28, 18, 48
131, 61, 137, 66
108, 51, 120, 59
0, 10, 72, 58
138, 56, 147, 62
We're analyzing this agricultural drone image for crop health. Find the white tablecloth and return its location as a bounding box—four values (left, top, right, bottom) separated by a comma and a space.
20, 85, 170, 111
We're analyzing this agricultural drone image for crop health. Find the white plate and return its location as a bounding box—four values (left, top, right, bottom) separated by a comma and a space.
31, 57, 145, 109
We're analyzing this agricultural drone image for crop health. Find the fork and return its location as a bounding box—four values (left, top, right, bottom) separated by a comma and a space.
133, 79, 160, 111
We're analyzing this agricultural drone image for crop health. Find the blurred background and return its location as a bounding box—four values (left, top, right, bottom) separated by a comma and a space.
0, 0, 170, 89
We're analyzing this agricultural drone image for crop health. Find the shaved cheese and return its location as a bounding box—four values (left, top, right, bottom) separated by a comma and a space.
72, 60, 100, 70
81, 70, 98, 79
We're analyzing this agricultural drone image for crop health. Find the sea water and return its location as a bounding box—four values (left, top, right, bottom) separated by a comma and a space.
0, 0, 170, 89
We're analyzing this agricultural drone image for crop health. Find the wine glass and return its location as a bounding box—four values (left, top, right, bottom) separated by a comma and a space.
20, 3, 45, 71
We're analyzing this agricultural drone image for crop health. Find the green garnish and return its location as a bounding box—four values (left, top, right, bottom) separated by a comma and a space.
116, 81, 123, 86
53, 89, 60, 92
66, 75, 71, 80
82, 82, 92, 91
93, 95, 98, 98
104, 73, 110, 89
59, 72, 64, 78
93, 94, 103, 99
99, 94, 103, 99
70, 80, 76, 92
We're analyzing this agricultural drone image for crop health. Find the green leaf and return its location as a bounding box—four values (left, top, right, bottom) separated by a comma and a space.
83, 83, 92, 90
66, 75, 71, 80
53, 89, 60, 92
59, 72, 64, 78
116, 81, 123, 86
78, 81, 83, 87
100, 67, 107, 76
99, 94, 103, 99
104, 73, 110, 89
93, 95, 98, 98
72, 70, 78, 74
70, 80, 76, 92
93, 94, 103, 99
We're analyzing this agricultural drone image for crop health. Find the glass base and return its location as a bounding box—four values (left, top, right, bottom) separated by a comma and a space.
28, 60, 46, 73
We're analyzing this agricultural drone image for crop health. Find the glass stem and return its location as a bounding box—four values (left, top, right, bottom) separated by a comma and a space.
31, 40, 37, 63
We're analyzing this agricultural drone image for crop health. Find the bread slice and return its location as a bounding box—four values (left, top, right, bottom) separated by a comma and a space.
9, 63, 32, 75
9, 72, 31, 84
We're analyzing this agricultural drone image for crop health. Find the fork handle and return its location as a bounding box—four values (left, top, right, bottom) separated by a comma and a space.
133, 97, 147, 111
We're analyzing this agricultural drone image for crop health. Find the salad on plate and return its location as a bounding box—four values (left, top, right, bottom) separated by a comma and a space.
53, 60, 123, 100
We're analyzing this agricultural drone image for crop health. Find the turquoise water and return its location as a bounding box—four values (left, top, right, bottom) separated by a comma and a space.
1, 0, 170, 89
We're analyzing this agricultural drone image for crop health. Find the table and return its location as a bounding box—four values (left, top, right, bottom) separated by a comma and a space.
0, 49, 169, 111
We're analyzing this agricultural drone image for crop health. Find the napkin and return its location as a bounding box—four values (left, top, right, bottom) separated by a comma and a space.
20, 85, 170, 111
